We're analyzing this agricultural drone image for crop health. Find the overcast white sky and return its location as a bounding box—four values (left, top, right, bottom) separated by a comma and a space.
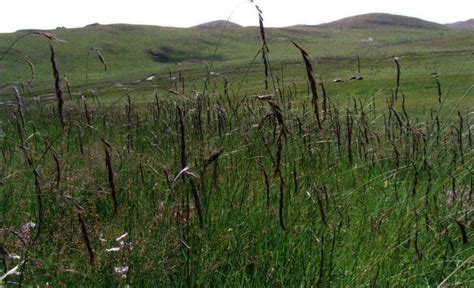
0, 0, 472, 33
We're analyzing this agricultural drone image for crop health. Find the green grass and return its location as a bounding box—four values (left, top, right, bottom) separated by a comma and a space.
0, 19, 473, 89
0, 15, 473, 287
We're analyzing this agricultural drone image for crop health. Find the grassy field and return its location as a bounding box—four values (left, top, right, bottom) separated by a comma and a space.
0, 13, 473, 286
0, 14, 473, 87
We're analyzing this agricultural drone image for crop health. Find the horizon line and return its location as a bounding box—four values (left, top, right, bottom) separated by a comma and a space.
1, 13, 472, 34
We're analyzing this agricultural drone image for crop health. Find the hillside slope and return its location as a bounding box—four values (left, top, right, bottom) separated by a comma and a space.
446, 19, 474, 29
318, 13, 447, 30
193, 20, 242, 29
0, 14, 471, 89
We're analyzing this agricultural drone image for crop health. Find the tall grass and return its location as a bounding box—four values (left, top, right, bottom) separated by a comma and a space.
0, 7, 472, 288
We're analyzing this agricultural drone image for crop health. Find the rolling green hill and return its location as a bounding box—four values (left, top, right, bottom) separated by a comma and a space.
193, 20, 243, 29
0, 13, 472, 94
446, 19, 474, 30
317, 13, 447, 30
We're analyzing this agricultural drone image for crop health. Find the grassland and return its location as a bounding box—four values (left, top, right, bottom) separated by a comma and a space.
0, 13, 473, 286
0, 14, 473, 88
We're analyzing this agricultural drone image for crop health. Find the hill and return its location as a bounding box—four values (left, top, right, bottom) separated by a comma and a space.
0, 15, 471, 90
318, 13, 447, 30
446, 19, 474, 29
193, 20, 242, 29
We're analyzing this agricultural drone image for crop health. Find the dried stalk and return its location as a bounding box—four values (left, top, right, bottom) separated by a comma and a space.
102, 139, 118, 214
292, 41, 322, 129
75, 205, 95, 265
177, 107, 204, 228
50, 45, 65, 128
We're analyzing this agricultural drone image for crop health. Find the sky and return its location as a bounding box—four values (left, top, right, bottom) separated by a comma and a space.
0, 0, 472, 33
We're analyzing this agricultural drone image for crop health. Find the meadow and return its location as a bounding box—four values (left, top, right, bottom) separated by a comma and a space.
0, 13, 473, 286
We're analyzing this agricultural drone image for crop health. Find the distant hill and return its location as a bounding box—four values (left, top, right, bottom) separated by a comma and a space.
85, 23, 101, 28
1, 15, 471, 89
318, 13, 446, 30
446, 19, 474, 29
194, 20, 242, 29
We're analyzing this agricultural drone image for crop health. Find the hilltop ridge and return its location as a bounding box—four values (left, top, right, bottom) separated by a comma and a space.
193, 20, 242, 29
317, 13, 447, 30
446, 19, 474, 29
